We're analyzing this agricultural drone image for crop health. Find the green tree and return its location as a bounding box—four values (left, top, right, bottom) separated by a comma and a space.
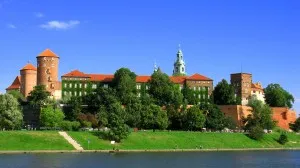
278, 132, 288, 145
183, 106, 205, 131
106, 103, 130, 142
112, 68, 137, 104
7, 90, 25, 103
64, 96, 82, 121
200, 103, 236, 131
182, 85, 197, 105
213, 79, 237, 105
27, 85, 50, 108
248, 125, 264, 140
264, 84, 294, 108
141, 104, 168, 130
0, 94, 23, 130
125, 95, 142, 128
289, 117, 300, 132
97, 105, 108, 128
243, 99, 275, 130
40, 106, 65, 128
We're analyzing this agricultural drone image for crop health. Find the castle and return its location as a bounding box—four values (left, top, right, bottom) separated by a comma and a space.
6, 49, 61, 99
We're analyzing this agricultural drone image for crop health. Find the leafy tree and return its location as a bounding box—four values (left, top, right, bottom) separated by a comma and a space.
112, 68, 137, 104
213, 79, 237, 105
289, 117, 300, 132
200, 103, 236, 131
125, 95, 142, 128
7, 90, 25, 103
264, 84, 294, 108
40, 106, 65, 128
0, 94, 23, 130
64, 96, 82, 121
27, 85, 50, 108
278, 132, 288, 145
248, 125, 264, 140
167, 105, 185, 130
141, 104, 169, 130
106, 103, 130, 142
183, 106, 205, 131
243, 99, 275, 130
170, 84, 184, 109
97, 105, 108, 128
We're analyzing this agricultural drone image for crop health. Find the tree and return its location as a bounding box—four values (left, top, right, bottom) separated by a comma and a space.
27, 85, 50, 108
97, 105, 108, 128
141, 104, 169, 130
125, 95, 142, 128
0, 94, 23, 130
213, 79, 237, 105
112, 68, 137, 104
183, 106, 205, 131
182, 85, 197, 105
40, 106, 65, 128
200, 103, 236, 131
248, 125, 264, 140
106, 103, 130, 142
7, 90, 25, 103
64, 96, 82, 121
278, 132, 288, 145
243, 99, 275, 131
167, 105, 185, 130
264, 84, 294, 108
290, 117, 300, 132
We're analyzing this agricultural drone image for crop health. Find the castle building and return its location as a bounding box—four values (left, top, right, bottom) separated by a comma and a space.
230, 73, 265, 105
6, 49, 61, 99
173, 46, 186, 76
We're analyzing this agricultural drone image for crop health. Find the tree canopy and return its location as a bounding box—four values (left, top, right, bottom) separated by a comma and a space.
213, 79, 238, 105
40, 106, 65, 128
0, 94, 23, 130
183, 106, 206, 131
290, 117, 300, 132
264, 83, 294, 108
27, 85, 50, 108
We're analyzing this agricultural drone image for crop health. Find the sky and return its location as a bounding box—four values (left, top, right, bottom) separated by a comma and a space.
0, 0, 299, 114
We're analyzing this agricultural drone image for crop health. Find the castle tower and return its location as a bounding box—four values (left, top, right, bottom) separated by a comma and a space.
230, 73, 252, 105
36, 49, 59, 97
173, 45, 186, 76
20, 63, 37, 97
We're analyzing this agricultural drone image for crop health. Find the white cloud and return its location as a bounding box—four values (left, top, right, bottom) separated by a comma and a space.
40, 20, 80, 30
35, 12, 44, 18
7, 24, 16, 29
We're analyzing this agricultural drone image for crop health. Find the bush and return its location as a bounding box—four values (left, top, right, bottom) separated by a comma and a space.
60, 121, 82, 131
278, 132, 288, 145
249, 126, 264, 140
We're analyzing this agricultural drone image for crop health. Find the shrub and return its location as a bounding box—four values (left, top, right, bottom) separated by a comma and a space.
72, 121, 81, 131
60, 121, 73, 131
249, 125, 264, 140
278, 132, 288, 145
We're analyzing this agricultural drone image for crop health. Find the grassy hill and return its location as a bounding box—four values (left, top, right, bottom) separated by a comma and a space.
68, 131, 300, 150
0, 131, 74, 150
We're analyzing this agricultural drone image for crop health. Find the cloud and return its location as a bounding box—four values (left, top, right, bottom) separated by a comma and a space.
7, 24, 16, 29
40, 20, 80, 30
35, 12, 44, 18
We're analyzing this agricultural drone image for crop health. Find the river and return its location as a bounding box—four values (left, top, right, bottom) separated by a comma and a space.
0, 151, 299, 168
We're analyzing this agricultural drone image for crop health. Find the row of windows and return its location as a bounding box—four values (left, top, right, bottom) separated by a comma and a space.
190, 81, 211, 84
136, 84, 149, 90
64, 83, 108, 89
63, 77, 88, 81
193, 86, 210, 91
194, 94, 210, 99
64, 91, 87, 96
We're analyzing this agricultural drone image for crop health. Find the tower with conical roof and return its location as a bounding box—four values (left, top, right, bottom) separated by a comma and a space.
20, 63, 37, 97
36, 49, 59, 97
173, 45, 186, 76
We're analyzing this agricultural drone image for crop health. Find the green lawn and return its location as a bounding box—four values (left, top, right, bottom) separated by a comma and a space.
68, 131, 300, 150
0, 131, 74, 150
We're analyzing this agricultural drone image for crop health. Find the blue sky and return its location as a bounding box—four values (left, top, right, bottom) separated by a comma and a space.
0, 0, 299, 113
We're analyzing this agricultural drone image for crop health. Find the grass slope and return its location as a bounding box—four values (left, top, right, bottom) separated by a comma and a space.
0, 131, 74, 150
68, 131, 300, 150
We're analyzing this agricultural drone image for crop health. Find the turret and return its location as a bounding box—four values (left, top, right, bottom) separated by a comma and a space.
173, 45, 186, 76
20, 63, 37, 97
36, 49, 59, 96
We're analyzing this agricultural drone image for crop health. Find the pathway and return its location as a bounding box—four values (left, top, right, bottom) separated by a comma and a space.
59, 131, 83, 150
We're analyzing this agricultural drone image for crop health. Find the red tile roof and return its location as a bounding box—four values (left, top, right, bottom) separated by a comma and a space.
6, 76, 21, 90
37, 49, 59, 58
170, 76, 187, 84
252, 83, 263, 90
186, 73, 212, 81
62, 70, 89, 78
89, 74, 114, 82
136, 76, 151, 83
20, 63, 37, 71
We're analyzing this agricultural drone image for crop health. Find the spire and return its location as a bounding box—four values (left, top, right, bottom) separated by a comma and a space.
154, 59, 158, 72
173, 44, 186, 76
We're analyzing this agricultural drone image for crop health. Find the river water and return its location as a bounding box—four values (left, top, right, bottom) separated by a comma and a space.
0, 151, 299, 168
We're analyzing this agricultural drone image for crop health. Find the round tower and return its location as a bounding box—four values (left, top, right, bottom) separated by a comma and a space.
20, 63, 37, 97
36, 49, 59, 96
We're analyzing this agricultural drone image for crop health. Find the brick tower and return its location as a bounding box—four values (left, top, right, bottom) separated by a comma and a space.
230, 73, 252, 105
20, 63, 37, 97
36, 49, 59, 97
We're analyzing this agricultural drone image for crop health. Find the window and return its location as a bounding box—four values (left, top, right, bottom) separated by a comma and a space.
69, 91, 72, 96
194, 87, 196, 91
208, 87, 210, 91
64, 83, 67, 88
198, 94, 201, 99
74, 92, 77, 96
104, 84, 108, 88
137, 93, 141, 97
75, 84, 77, 88
136, 84, 141, 90
69, 83, 72, 88
79, 92, 82, 96
198, 87, 201, 91
92, 84, 97, 89
64, 91, 67, 96
146, 85, 149, 90
79, 83, 82, 88
194, 93, 196, 97
84, 83, 87, 88
84, 91, 87, 95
